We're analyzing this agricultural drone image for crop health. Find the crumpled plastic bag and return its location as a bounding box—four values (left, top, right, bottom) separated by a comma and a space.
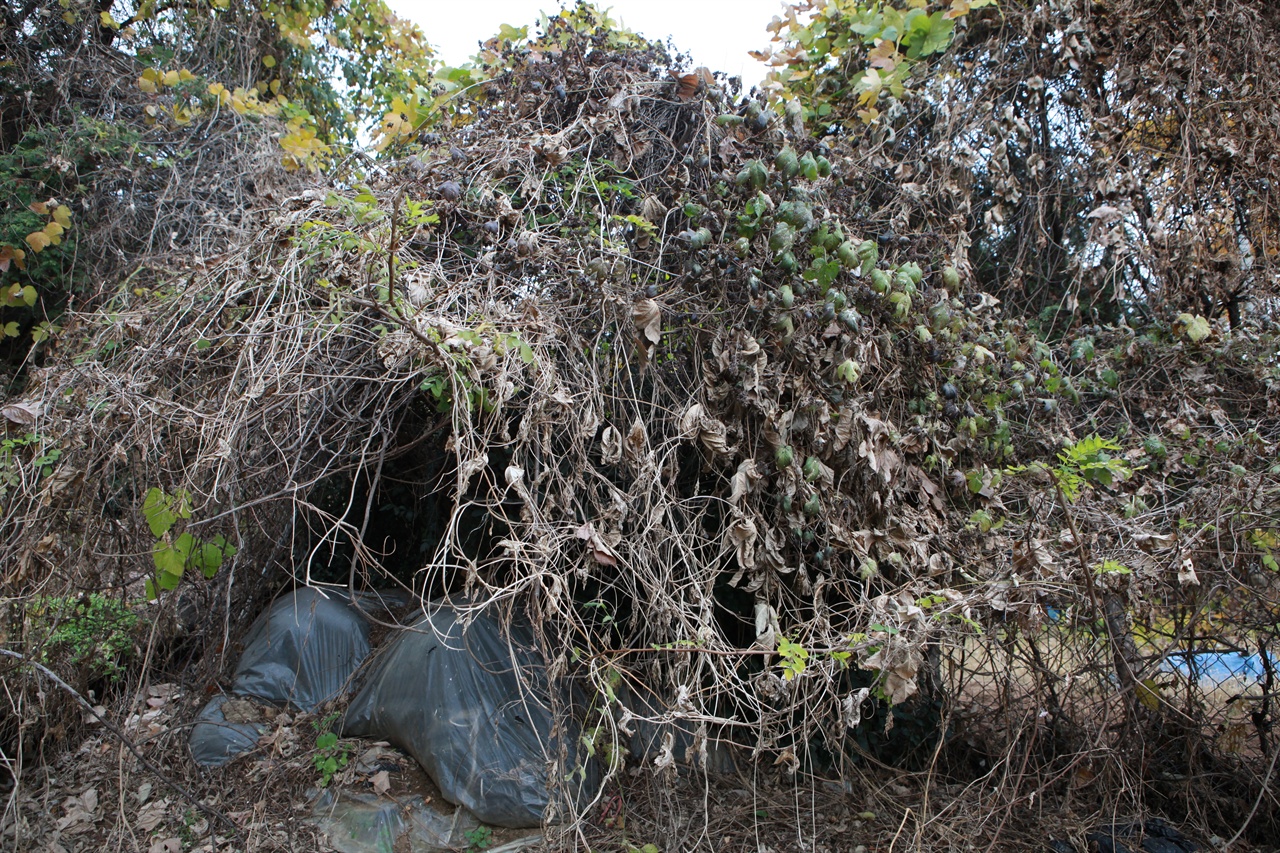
189, 587, 372, 766
342, 604, 594, 828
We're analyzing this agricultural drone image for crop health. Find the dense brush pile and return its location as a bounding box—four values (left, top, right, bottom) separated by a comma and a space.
3, 6, 1280, 849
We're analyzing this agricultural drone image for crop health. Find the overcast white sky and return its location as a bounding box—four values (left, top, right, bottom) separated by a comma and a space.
385, 0, 786, 86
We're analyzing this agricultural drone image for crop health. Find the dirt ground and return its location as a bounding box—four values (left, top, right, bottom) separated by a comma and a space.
6, 675, 1268, 853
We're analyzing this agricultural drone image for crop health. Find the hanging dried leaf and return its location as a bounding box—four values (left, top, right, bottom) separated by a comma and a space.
575, 521, 619, 567
633, 298, 661, 347
725, 513, 759, 572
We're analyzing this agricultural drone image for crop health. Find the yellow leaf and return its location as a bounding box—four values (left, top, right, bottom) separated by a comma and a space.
142, 68, 161, 81
53, 205, 72, 228
162, 69, 179, 87
3, 322, 19, 338
21, 285, 37, 307
138, 76, 156, 93
62, 10, 76, 24
230, 88, 255, 114
1136, 678, 1162, 711
270, 79, 281, 94
99, 11, 119, 29
1175, 312, 1211, 342
25, 232, 51, 253
263, 55, 277, 68
179, 68, 196, 82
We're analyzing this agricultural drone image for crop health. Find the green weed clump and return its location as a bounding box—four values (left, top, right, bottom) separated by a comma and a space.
27, 593, 140, 683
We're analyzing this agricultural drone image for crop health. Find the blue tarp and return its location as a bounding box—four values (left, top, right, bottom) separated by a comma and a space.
1161, 650, 1278, 685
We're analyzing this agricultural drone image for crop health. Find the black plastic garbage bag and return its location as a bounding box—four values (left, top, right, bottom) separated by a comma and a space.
233, 587, 373, 710
189, 588, 372, 766
188, 694, 267, 768
342, 604, 592, 828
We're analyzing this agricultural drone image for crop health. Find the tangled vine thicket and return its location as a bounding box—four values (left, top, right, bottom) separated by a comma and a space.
2, 1, 1280, 850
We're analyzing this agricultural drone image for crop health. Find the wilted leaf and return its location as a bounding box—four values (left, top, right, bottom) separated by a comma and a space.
25, 231, 51, 253
599, 425, 622, 463
2, 401, 41, 426
633, 298, 661, 346
625, 418, 647, 456
726, 514, 759, 571
864, 642, 920, 704
0, 244, 26, 272
575, 521, 619, 567
56, 787, 99, 832
1013, 538, 1056, 576
729, 459, 761, 506
1177, 556, 1199, 586
842, 687, 873, 729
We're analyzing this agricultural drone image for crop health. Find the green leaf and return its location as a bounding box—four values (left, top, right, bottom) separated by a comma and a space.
817, 260, 840, 290
143, 487, 175, 536
921, 13, 955, 55
210, 534, 237, 559
173, 532, 195, 562
152, 540, 184, 578
193, 542, 224, 579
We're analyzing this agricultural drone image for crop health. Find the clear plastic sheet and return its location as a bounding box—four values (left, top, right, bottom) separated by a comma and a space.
309, 788, 482, 853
